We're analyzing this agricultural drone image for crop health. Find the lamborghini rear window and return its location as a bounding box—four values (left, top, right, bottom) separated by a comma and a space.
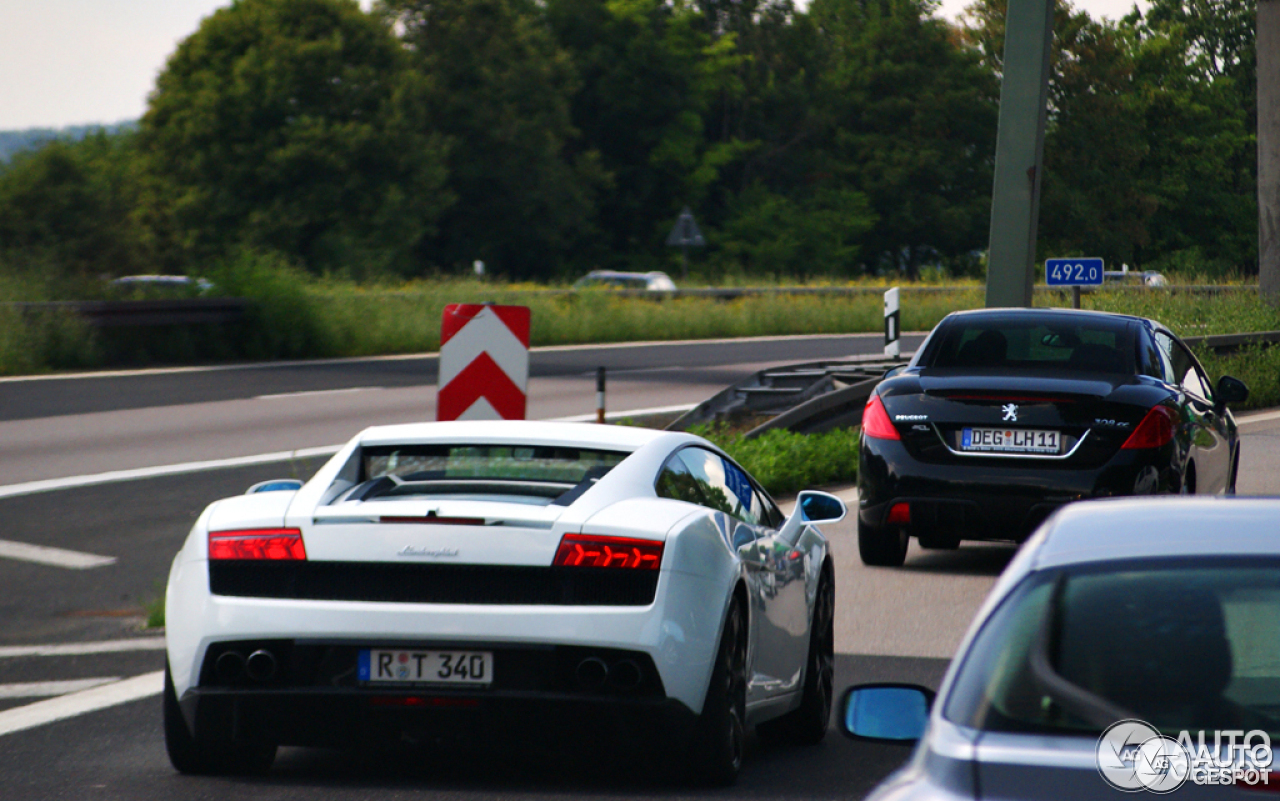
362, 445, 627, 486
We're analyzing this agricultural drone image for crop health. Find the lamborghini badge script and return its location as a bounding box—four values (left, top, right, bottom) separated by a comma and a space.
398, 546, 460, 558
1002, 403, 1018, 422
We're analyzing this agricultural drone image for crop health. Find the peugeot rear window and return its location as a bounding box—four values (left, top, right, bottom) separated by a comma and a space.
927, 318, 1135, 374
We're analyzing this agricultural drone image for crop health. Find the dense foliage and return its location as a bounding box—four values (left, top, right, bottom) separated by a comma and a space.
692, 424, 861, 495
0, 0, 1262, 288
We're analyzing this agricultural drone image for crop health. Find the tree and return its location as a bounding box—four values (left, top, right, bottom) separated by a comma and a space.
0, 133, 150, 284
139, 0, 450, 277
812, 0, 999, 278
383, 0, 606, 278
545, 0, 753, 267
1129, 8, 1256, 275
718, 181, 876, 277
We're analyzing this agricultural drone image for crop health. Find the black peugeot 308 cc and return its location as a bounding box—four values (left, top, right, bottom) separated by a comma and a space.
857, 308, 1249, 566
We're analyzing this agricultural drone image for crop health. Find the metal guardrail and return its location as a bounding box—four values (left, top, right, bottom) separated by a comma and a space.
1183, 330, 1280, 354
667, 328, 1280, 438
666, 355, 907, 438
7, 298, 249, 327
346, 284, 1259, 302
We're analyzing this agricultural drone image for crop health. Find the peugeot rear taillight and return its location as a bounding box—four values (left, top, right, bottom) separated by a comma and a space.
1121, 406, 1176, 450
862, 394, 901, 441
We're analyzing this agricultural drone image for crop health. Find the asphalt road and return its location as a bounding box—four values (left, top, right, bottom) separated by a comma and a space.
0, 334, 925, 486
0, 341, 1276, 801
0, 461, 958, 801
0, 333, 925, 422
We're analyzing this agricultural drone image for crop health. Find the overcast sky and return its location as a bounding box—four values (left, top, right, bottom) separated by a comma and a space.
1, 0, 1147, 131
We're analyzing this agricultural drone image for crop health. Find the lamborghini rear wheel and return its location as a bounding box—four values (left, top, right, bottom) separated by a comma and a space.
688, 595, 747, 786
164, 663, 276, 775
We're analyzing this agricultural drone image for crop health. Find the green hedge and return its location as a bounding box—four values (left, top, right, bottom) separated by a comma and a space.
692, 424, 860, 497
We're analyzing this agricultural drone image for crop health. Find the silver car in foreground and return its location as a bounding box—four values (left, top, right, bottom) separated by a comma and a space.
841, 497, 1280, 798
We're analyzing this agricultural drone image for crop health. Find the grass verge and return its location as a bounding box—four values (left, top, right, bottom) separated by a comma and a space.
692, 424, 860, 497
144, 590, 165, 630
1, 255, 1277, 412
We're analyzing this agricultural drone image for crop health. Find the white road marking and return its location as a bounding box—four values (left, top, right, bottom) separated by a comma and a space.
0, 445, 342, 501
584, 366, 686, 375
0, 638, 166, 659
0, 404, 697, 501
0, 671, 163, 738
0, 678, 120, 699
550, 403, 697, 423
255, 386, 382, 400
0, 539, 116, 569
1238, 409, 1280, 427
0, 330, 908, 384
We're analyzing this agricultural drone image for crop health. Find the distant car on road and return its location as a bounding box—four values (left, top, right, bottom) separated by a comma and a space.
1103, 269, 1167, 287
108, 275, 214, 296
839, 497, 1280, 799
857, 307, 1248, 566
573, 270, 677, 291
163, 420, 846, 783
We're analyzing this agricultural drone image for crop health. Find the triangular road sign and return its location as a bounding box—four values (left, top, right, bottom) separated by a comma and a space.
666, 207, 706, 248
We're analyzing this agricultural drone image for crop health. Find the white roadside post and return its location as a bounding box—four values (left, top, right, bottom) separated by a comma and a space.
884, 287, 901, 359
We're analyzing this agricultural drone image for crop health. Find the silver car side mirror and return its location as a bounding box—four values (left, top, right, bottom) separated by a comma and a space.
839, 684, 933, 743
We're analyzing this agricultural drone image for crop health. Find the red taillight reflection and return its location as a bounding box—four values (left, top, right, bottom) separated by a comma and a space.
887, 502, 911, 525
208, 528, 306, 560
368, 696, 479, 708
553, 534, 663, 569
862, 394, 901, 441
1121, 406, 1176, 449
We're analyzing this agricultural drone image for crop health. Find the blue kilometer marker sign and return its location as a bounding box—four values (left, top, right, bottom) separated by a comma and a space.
1046, 258, 1104, 286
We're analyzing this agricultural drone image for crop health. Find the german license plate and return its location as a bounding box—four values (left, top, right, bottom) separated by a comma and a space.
358, 649, 492, 685
961, 427, 1060, 454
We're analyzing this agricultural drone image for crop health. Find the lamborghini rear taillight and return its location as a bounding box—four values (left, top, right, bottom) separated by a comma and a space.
553, 534, 663, 569
1121, 406, 1176, 450
208, 528, 306, 560
862, 393, 901, 441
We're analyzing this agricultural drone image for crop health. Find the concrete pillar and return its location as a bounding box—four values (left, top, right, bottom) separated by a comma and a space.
985, 0, 1055, 308
1260, 0, 1280, 302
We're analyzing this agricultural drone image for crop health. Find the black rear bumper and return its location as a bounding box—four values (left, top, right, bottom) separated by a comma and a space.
180, 639, 694, 752
858, 437, 1176, 541
179, 686, 698, 751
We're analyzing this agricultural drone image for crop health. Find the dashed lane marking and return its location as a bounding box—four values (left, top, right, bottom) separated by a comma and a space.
0, 678, 120, 699
0, 539, 116, 569
0, 671, 163, 738
0, 445, 343, 501
0, 638, 166, 659
0, 404, 698, 501
255, 386, 382, 400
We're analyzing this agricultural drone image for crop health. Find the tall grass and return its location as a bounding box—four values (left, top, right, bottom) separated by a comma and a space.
0, 252, 1276, 411
0, 272, 100, 373
257, 276, 980, 354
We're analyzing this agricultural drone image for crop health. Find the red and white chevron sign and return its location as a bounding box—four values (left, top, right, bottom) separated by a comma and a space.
437, 304, 531, 421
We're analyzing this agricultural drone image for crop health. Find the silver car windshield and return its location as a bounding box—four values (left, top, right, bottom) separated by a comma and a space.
944, 561, 1280, 737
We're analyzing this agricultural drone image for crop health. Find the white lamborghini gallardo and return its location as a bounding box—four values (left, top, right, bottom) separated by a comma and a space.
163, 421, 846, 783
